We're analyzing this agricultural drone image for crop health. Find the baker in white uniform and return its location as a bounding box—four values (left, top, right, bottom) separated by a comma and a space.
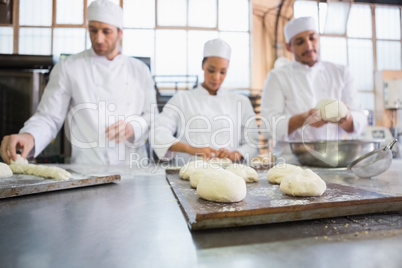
261, 16, 366, 145
151, 39, 260, 164
0, 0, 157, 165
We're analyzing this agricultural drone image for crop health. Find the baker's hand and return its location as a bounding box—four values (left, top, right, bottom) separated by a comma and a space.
216, 148, 231, 158
0, 133, 34, 164
189, 147, 218, 160
305, 108, 327, 128
338, 110, 354, 132
105, 120, 134, 143
228, 151, 243, 162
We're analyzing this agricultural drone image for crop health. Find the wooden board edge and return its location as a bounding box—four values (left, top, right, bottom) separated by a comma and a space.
0, 175, 121, 199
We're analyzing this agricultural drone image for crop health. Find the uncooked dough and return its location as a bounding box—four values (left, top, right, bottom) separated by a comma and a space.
189, 166, 222, 188
196, 169, 247, 203
208, 157, 233, 168
9, 164, 71, 181
179, 160, 209, 180
0, 162, 13, 178
315, 98, 348, 123
10, 154, 28, 165
225, 163, 258, 182
267, 163, 303, 184
280, 169, 327, 197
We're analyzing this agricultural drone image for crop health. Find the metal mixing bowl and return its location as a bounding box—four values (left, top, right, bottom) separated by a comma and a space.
289, 140, 381, 168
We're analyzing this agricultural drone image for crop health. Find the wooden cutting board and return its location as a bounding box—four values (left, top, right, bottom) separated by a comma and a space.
166, 170, 402, 230
0, 169, 120, 199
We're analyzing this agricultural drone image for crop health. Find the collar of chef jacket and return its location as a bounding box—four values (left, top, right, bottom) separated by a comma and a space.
292, 59, 324, 73
195, 84, 225, 96
88, 47, 123, 68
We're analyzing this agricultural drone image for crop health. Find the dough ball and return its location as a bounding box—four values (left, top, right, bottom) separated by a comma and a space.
208, 157, 233, 168
251, 153, 276, 168
189, 166, 222, 188
267, 163, 303, 184
0, 162, 13, 178
197, 169, 247, 203
315, 98, 348, 123
179, 160, 208, 180
280, 169, 327, 197
10, 154, 28, 165
225, 163, 258, 183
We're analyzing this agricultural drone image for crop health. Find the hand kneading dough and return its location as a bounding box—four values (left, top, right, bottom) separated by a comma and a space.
179, 160, 208, 179
0, 163, 13, 178
10, 155, 29, 165
189, 166, 222, 188
280, 169, 326, 197
197, 169, 246, 203
225, 163, 258, 182
315, 98, 348, 123
267, 163, 303, 184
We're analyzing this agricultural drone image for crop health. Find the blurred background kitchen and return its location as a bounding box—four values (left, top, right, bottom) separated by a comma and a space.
0, 0, 401, 163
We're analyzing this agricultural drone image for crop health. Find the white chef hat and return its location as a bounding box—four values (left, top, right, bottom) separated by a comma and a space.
87, 0, 123, 29
284, 16, 317, 43
203, 38, 231, 60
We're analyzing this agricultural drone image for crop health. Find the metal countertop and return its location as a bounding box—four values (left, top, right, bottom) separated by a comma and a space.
0, 161, 402, 268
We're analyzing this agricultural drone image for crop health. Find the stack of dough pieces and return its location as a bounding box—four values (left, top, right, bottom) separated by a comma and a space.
179, 159, 247, 203
315, 98, 348, 123
9, 155, 71, 181
225, 163, 258, 183
267, 163, 326, 197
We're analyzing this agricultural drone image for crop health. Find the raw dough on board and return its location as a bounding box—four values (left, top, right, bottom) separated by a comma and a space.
196, 169, 246, 203
267, 163, 303, 184
0, 163, 13, 178
280, 169, 326, 197
225, 163, 258, 182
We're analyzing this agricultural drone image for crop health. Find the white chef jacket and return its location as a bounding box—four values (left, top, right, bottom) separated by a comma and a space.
151, 85, 260, 163
20, 48, 157, 165
260, 60, 367, 142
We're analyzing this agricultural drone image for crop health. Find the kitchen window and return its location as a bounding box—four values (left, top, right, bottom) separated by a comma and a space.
0, 0, 251, 90
293, 1, 402, 111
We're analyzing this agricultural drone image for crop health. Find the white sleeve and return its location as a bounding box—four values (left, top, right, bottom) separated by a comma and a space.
260, 71, 290, 141
19, 62, 71, 157
341, 67, 367, 136
150, 95, 183, 160
129, 66, 158, 145
236, 97, 260, 161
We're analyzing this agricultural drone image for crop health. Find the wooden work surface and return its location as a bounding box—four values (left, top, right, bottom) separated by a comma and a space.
165, 169, 402, 230
0, 168, 121, 199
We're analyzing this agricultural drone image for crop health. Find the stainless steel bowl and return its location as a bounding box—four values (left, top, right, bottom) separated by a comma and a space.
289, 140, 381, 168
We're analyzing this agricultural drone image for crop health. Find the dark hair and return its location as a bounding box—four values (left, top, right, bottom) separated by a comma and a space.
202, 57, 207, 65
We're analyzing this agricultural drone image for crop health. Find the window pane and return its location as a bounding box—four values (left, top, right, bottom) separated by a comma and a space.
189, 0, 216, 28
19, 28, 52, 55
320, 37, 347, 66
219, 0, 249, 31
53, 28, 86, 57
57, 0, 83, 25
123, 0, 155, 28
358, 92, 374, 111
219, 32, 249, 88
377, 40, 402, 71
0, 27, 13, 54
294, 1, 319, 29
348, 39, 374, 91
347, 4, 372, 38
318, 3, 327, 34
188, 31, 219, 82
88, 0, 119, 6
375, 6, 401, 40
155, 30, 187, 75
157, 0, 186, 26
19, 0, 52, 26
123, 29, 155, 68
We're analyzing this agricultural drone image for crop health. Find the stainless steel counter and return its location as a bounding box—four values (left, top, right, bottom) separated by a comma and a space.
1, 161, 402, 268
